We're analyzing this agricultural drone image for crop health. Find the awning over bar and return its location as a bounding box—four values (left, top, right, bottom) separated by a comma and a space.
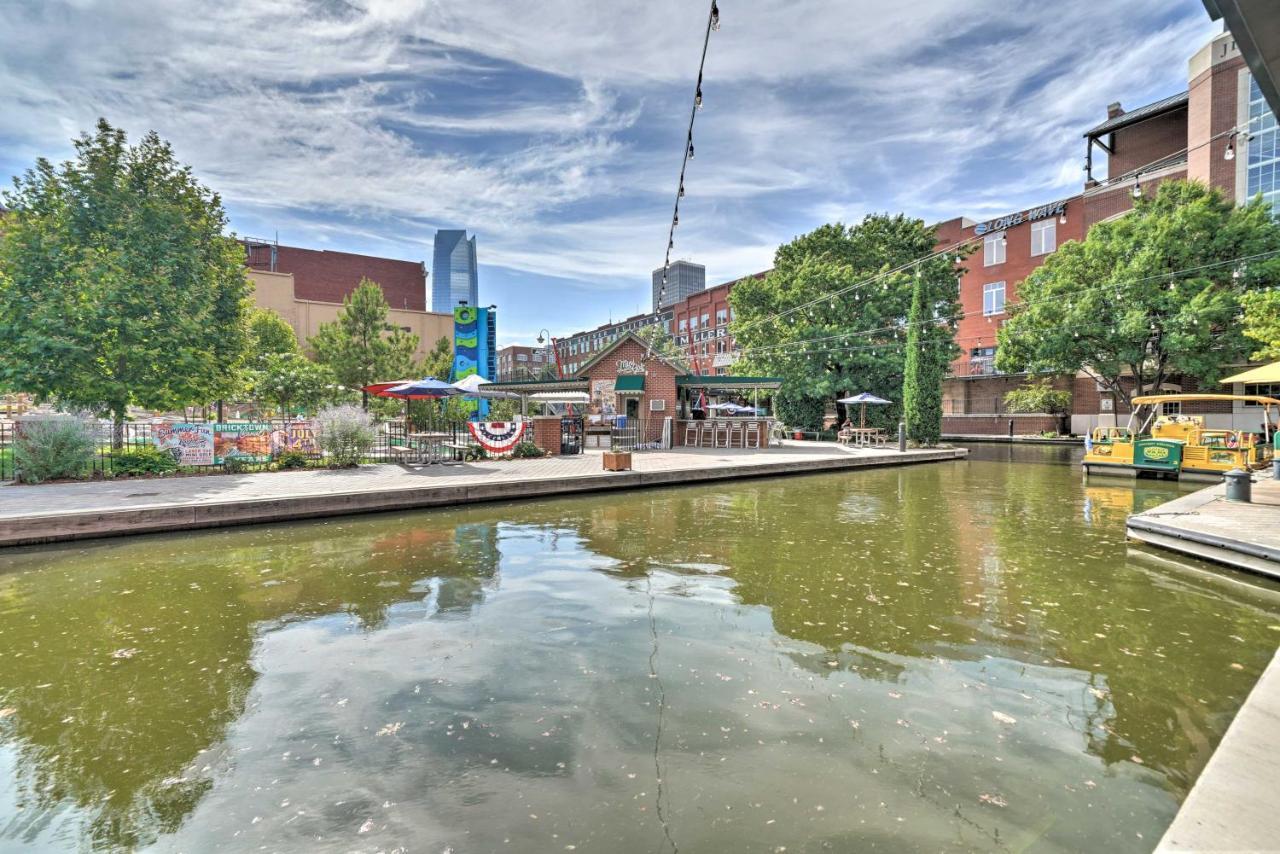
614, 375, 645, 394
676, 375, 783, 391
485, 378, 589, 394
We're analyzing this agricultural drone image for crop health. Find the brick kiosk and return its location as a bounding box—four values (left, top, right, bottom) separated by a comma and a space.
487, 332, 782, 454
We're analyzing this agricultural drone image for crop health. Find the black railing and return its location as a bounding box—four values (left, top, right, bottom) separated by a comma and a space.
610, 416, 661, 452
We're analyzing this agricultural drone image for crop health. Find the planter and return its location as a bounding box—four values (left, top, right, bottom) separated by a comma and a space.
603, 450, 632, 471
793, 430, 805, 440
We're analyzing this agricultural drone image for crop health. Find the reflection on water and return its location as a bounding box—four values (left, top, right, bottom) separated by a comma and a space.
0, 457, 1278, 852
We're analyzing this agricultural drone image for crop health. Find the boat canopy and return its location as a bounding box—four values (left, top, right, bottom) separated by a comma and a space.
1221, 361, 1280, 385
1131, 393, 1280, 406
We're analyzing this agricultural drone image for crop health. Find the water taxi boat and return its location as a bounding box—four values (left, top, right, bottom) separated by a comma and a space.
1081, 393, 1278, 481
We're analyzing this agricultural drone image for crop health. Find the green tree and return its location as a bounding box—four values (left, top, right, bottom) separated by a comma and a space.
635, 322, 690, 371
1241, 289, 1280, 361
310, 279, 418, 409
996, 180, 1280, 407
901, 273, 948, 445
251, 352, 350, 417
247, 308, 299, 362
0, 120, 251, 445
1003, 377, 1072, 414
731, 216, 962, 431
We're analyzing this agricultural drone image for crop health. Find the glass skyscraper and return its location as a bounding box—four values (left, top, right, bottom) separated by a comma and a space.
1247, 76, 1280, 214
431, 229, 479, 313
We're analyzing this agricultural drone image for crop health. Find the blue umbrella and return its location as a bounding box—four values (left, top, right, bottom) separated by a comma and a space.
836, 393, 891, 428
384, 377, 462, 399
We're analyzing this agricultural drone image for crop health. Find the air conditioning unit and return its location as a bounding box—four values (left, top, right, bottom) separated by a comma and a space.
650, 399, 666, 412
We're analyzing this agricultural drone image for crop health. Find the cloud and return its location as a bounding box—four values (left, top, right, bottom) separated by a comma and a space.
0, 0, 1221, 338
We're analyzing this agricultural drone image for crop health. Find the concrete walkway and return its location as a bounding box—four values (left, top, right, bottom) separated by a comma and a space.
1156, 647, 1280, 852
1127, 477, 1280, 580
0, 442, 966, 547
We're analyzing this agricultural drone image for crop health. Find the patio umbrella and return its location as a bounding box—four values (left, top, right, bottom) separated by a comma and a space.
706, 402, 744, 412
383, 377, 462, 399
452, 374, 520, 399
363, 380, 415, 398
836, 392, 891, 428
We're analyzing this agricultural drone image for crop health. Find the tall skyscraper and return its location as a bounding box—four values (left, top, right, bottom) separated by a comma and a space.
432, 229, 479, 313
652, 260, 705, 311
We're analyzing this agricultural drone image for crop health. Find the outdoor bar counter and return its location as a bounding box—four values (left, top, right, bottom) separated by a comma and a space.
674, 418, 772, 448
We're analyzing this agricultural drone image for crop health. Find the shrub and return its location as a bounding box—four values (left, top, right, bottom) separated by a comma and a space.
13, 415, 96, 483
112, 446, 179, 477
315, 404, 375, 467
275, 450, 311, 469
222, 455, 254, 474
775, 391, 825, 432
1004, 378, 1072, 415
511, 441, 545, 459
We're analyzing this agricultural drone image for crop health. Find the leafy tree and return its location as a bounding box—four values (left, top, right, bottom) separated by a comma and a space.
310, 279, 418, 409
1241, 289, 1280, 361
996, 181, 1280, 407
731, 216, 962, 431
251, 352, 350, 417
1003, 378, 1072, 414
902, 274, 948, 445
0, 120, 251, 445
635, 322, 691, 371
247, 308, 299, 362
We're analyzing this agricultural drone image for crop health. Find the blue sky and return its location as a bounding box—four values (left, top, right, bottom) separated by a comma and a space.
0, 0, 1219, 346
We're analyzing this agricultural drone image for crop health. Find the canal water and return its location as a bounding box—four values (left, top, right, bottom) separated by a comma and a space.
1, 446, 1278, 853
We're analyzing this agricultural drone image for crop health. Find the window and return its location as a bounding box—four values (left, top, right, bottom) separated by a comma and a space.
690, 316, 699, 330
1031, 220, 1056, 256
1247, 75, 1280, 215
984, 233, 1006, 266
716, 308, 728, 326
983, 281, 1006, 316
517, 353, 528, 362
701, 313, 710, 328
679, 318, 688, 332
1244, 383, 1280, 404
1161, 401, 1181, 416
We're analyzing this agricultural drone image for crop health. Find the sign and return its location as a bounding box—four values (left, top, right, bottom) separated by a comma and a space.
155, 422, 317, 465
712, 353, 736, 368
1143, 445, 1169, 461
974, 201, 1067, 236
154, 423, 214, 466
616, 359, 647, 375
591, 379, 617, 416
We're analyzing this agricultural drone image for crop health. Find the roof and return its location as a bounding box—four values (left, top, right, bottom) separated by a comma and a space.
677, 376, 783, 390
1222, 362, 1280, 385
571, 331, 687, 377
1083, 91, 1189, 138
1132, 393, 1280, 405
485, 378, 589, 394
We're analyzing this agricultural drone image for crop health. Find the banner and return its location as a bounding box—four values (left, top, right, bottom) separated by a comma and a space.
154, 421, 318, 465
154, 423, 214, 466
468, 421, 525, 454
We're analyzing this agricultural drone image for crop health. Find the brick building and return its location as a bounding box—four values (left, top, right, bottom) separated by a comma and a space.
497, 344, 554, 381
244, 239, 429, 311
939, 29, 1277, 436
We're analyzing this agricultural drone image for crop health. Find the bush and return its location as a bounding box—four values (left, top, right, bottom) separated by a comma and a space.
13, 416, 96, 483
775, 391, 825, 432
315, 404, 375, 467
223, 455, 254, 474
511, 441, 545, 458
275, 450, 311, 469
1004, 378, 1071, 415
112, 446, 179, 477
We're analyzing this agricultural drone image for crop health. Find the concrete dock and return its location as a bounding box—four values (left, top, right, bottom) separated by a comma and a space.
1126, 476, 1280, 580
1156, 647, 1280, 853
0, 442, 966, 547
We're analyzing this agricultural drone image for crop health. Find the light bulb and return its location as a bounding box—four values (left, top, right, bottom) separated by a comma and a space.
688, 142, 695, 159
710, 0, 720, 30
695, 87, 703, 108
1225, 141, 1235, 161
1132, 182, 1142, 199
678, 182, 685, 198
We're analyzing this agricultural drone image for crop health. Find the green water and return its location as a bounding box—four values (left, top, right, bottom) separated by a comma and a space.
1, 446, 1278, 853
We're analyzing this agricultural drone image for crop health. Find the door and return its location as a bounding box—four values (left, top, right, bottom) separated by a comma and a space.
625, 398, 639, 419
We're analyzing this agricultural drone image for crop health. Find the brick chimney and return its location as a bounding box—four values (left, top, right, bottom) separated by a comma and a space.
1107, 102, 1124, 119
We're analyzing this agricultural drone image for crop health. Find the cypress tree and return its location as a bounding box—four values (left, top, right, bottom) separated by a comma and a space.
902, 274, 943, 445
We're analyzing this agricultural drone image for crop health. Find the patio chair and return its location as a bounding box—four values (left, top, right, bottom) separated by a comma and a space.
728, 420, 745, 448
837, 426, 855, 445
684, 420, 700, 447
713, 420, 730, 448
744, 420, 761, 449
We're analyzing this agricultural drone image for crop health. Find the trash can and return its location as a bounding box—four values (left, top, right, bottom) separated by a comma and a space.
1224, 468, 1252, 503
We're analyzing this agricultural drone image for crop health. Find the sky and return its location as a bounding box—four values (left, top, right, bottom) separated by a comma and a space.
0, 0, 1221, 347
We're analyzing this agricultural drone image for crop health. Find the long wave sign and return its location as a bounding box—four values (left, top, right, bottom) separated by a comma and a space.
452, 306, 494, 418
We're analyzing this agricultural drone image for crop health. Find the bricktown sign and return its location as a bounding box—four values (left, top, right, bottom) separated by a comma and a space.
972, 201, 1068, 236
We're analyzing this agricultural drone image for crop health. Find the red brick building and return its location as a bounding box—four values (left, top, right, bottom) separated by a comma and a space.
245, 239, 428, 311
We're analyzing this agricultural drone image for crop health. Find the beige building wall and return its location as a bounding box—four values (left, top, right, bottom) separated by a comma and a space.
248, 269, 453, 362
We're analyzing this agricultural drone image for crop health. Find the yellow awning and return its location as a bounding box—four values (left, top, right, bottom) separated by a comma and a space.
1221, 361, 1280, 385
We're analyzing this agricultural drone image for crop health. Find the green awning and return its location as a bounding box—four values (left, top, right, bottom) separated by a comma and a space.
614, 374, 645, 393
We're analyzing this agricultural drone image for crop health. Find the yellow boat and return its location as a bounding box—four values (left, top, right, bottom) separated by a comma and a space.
1082, 394, 1278, 481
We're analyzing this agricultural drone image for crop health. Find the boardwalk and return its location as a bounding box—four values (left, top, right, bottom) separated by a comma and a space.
0, 442, 966, 547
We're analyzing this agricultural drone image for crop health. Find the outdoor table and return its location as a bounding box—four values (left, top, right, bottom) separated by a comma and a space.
849, 427, 883, 447
407, 431, 452, 465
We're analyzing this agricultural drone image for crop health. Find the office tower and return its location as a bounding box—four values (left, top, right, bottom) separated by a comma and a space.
651, 260, 705, 311
432, 229, 479, 313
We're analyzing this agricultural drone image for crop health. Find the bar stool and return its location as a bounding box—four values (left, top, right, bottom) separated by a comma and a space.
743, 420, 760, 448
714, 419, 730, 448
684, 420, 699, 447
727, 420, 744, 448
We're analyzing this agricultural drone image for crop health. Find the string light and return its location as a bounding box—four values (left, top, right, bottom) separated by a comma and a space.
1224, 139, 1235, 161
658, 0, 718, 305
1132, 177, 1142, 199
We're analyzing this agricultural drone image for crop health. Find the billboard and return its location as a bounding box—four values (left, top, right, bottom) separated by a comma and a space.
154, 422, 318, 465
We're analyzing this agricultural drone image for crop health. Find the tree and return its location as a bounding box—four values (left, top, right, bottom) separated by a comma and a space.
731, 216, 962, 432
1241, 289, 1280, 361
902, 274, 947, 445
1003, 378, 1072, 415
310, 279, 418, 409
251, 352, 350, 417
247, 308, 299, 362
635, 322, 690, 371
0, 120, 251, 445
996, 180, 1280, 407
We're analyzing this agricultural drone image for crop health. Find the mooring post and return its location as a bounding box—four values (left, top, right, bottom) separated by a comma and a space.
898, 421, 906, 453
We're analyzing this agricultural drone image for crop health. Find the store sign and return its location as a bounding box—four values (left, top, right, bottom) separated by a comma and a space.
712, 353, 736, 368
973, 201, 1067, 236
616, 359, 647, 374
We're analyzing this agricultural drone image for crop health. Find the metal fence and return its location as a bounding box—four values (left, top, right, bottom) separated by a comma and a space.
609, 416, 665, 452
0, 417, 472, 483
